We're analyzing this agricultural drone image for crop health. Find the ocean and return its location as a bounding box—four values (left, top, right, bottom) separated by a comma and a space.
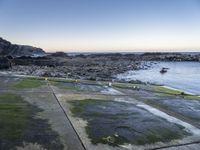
117, 61, 200, 95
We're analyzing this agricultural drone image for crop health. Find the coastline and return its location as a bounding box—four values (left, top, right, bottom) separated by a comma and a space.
117, 61, 200, 96
162, 85, 199, 96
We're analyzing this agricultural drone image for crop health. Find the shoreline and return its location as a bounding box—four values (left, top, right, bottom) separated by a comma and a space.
1, 70, 200, 97
117, 61, 200, 96
162, 85, 199, 96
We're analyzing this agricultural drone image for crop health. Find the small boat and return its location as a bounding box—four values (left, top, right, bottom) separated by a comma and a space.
160, 67, 169, 74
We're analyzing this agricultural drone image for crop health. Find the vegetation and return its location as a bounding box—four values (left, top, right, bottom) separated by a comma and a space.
13, 78, 44, 89
49, 80, 79, 90
184, 95, 200, 101
69, 99, 107, 114
0, 93, 63, 149
152, 85, 182, 95
135, 128, 188, 145
153, 85, 200, 100
112, 82, 140, 89
0, 93, 30, 144
48, 78, 76, 83
68, 99, 189, 147
69, 99, 129, 146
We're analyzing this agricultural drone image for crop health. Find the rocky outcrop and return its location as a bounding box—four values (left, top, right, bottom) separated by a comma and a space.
6, 52, 200, 80
1, 37, 200, 79
0, 37, 46, 57
0, 57, 11, 69
9, 56, 143, 80
140, 53, 200, 61
50, 52, 67, 57
12, 56, 59, 67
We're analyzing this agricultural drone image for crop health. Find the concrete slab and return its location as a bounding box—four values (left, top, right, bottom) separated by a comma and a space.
0, 76, 85, 150
1, 75, 200, 150
53, 81, 200, 150
115, 83, 200, 129
159, 143, 200, 150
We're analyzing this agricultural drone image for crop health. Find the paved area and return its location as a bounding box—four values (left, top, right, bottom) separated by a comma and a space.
0, 75, 84, 150
0, 75, 200, 150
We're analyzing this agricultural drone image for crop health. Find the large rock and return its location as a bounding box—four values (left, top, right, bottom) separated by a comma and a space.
51, 52, 67, 57
0, 57, 11, 69
12, 56, 58, 67
0, 37, 46, 57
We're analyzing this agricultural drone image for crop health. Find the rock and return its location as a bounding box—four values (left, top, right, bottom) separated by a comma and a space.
6, 52, 200, 80
51, 52, 67, 57
0, 57, 11, 69
0, 37, 46, 57
140, 53, 200, 61
12, 56, 60, 67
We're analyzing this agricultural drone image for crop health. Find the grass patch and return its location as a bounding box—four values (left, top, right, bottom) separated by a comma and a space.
136, 128, 190, 145
112, 82, 141, 89
48, 78, 76, 83
152, 85, 182, 95
0, 93, 30, 142
153, 85, 200, 100
13, 78, 44, 89
49, 80, 79, 90
68, 99, 189, 147
0, 93, 64, 149
184, 95, 200, 101
26, 76, 46, 81
49, 80, 103, 92
68, 99, 129, 146
69, 99, 108, 114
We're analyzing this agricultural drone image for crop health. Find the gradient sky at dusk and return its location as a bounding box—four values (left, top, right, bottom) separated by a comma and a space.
0, 0, 200, 52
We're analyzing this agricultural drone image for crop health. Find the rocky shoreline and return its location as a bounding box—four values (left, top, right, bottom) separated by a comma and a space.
7, 57, 147, 81
1, 37, 200, 81
0, 52, 200, 81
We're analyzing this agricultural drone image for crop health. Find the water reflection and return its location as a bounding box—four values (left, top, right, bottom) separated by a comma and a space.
117, 62, 200, 95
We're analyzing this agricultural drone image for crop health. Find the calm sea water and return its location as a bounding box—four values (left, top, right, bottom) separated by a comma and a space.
117, 62, 200, 95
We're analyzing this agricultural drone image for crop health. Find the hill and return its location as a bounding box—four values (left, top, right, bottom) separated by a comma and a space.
0, 37, 46, 57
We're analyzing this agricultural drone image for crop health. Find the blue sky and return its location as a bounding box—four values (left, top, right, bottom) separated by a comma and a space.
0, 0, 200, 52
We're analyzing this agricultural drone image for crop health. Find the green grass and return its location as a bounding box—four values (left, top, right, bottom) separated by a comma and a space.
69, 99, 107, 114
152, 85, 200, 100
68, 99, 190, 146
69, 99, 129, 146
184, 95, 200, 101
0, 93, 30, 141
49, 78, 76, 83
26, 76, 46, 80
112, 82, 140, 89
49, 80, 79, 90
0, 93, 64, 149
13, 78, 44, 89
152, 85, 182, 95
138, 128, 188, 145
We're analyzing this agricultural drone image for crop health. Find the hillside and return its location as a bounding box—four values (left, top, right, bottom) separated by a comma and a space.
0, 37, 46, 57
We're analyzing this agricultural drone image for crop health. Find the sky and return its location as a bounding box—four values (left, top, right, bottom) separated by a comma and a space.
0, 0, 200, 52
